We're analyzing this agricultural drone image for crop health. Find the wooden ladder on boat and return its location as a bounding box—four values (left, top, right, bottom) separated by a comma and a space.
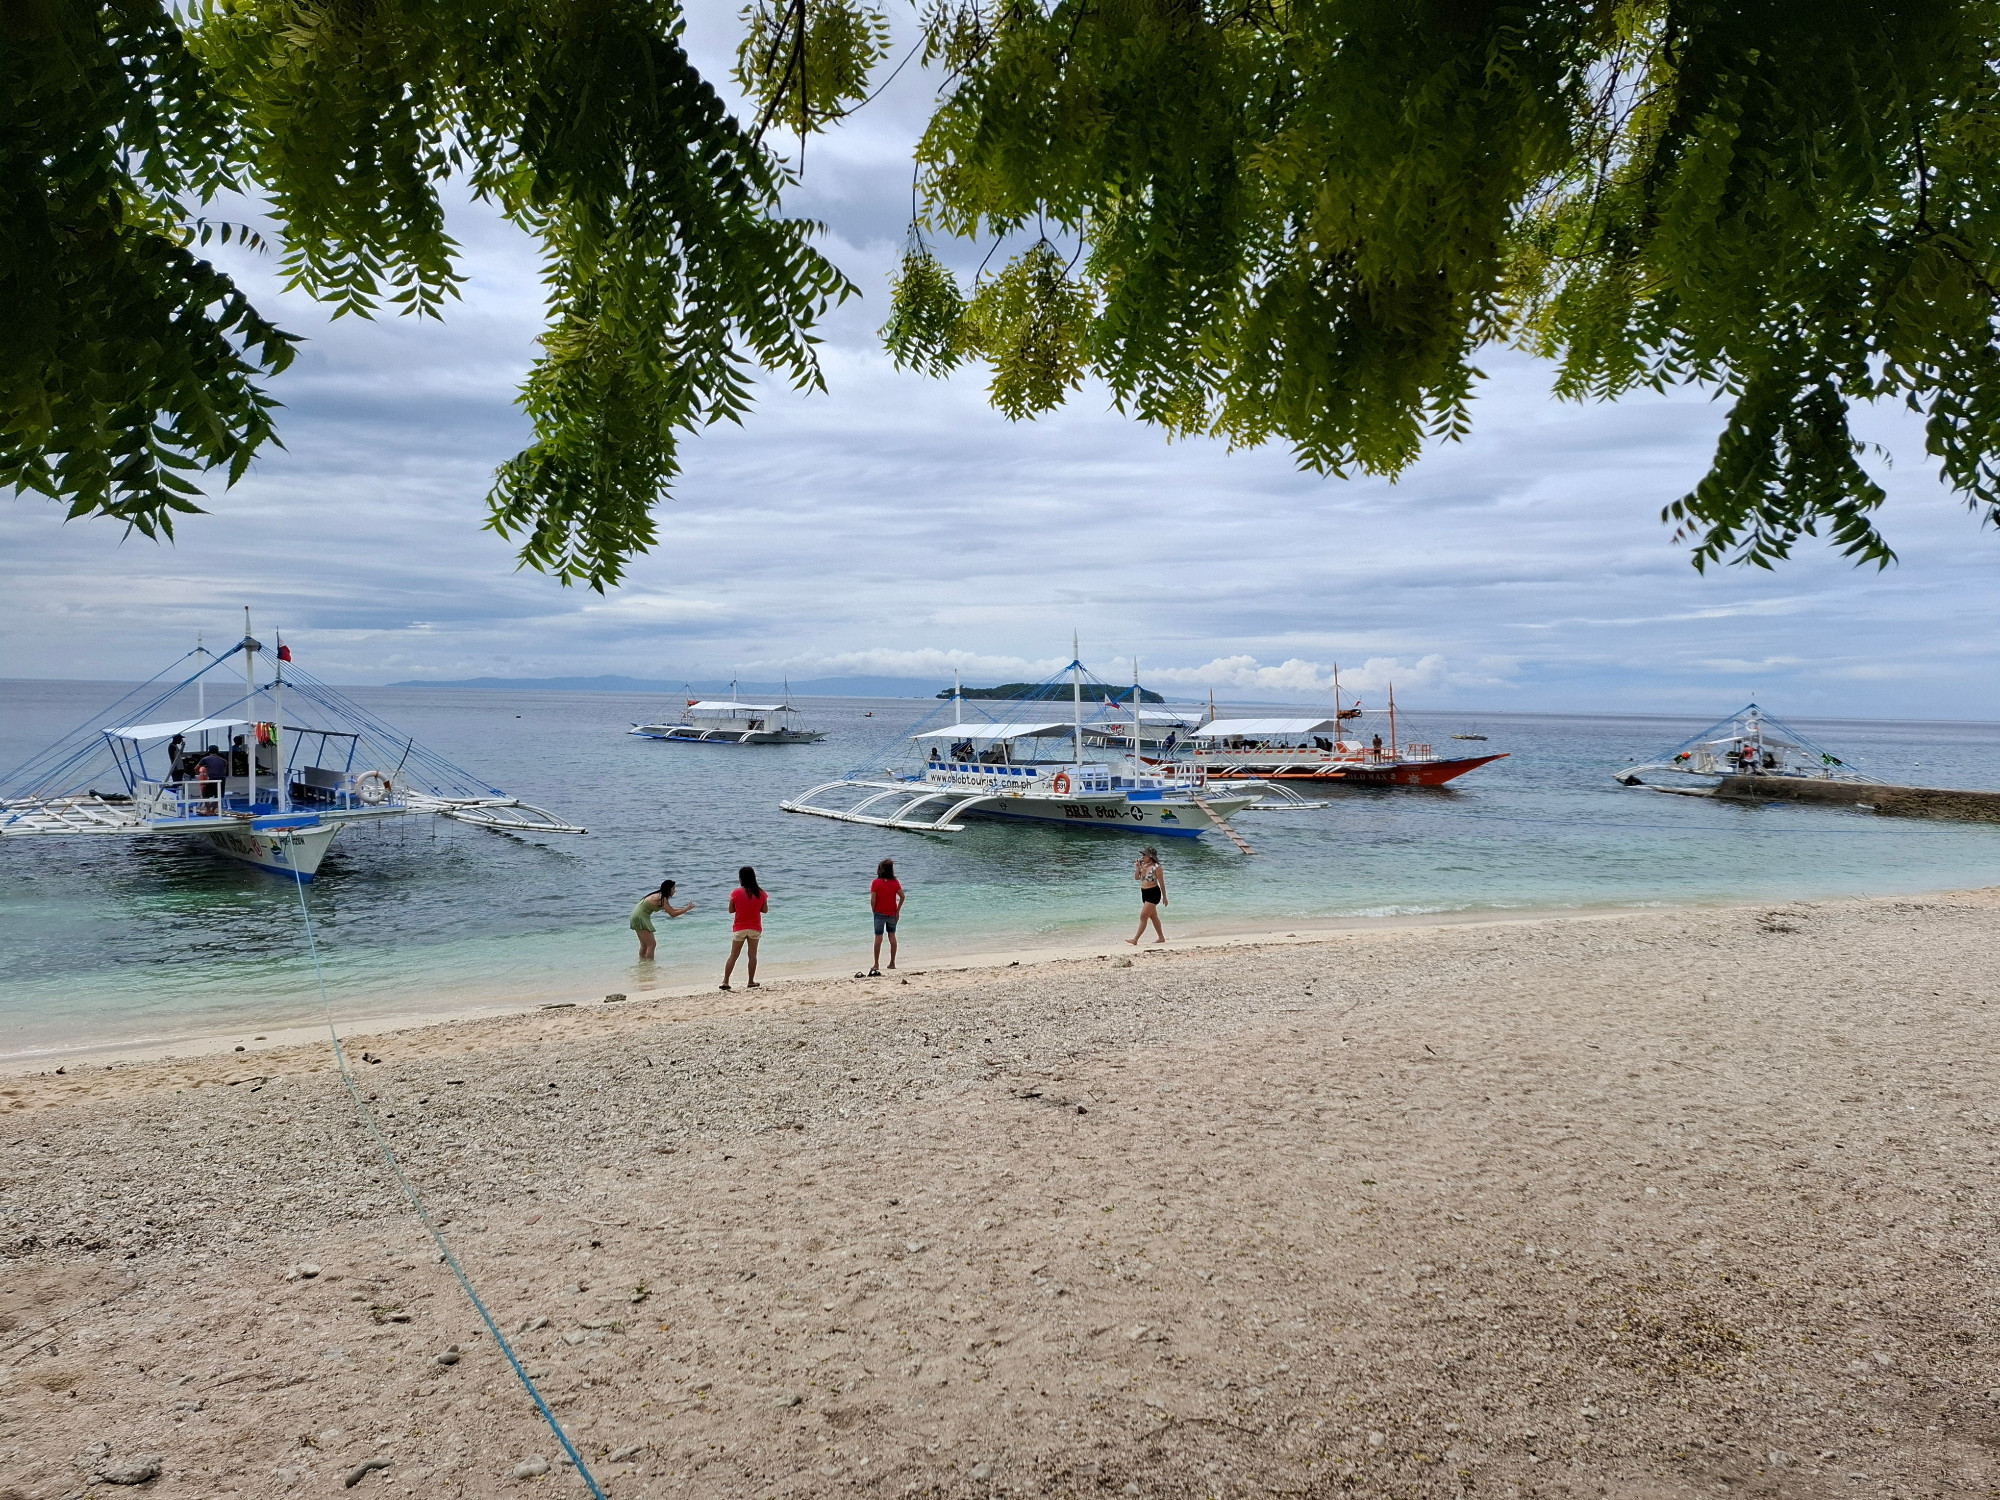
1199, 800, 1256, 854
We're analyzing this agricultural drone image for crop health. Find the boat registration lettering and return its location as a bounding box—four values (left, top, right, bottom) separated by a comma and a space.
1063, 804, 1146, 820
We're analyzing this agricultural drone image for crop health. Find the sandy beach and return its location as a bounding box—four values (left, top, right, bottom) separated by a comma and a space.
4, 890, 1997, 1498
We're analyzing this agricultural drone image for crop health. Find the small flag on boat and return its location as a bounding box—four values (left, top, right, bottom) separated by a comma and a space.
277, 643, 293, 662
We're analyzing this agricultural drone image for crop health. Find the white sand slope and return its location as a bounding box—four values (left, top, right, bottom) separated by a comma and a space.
3, 891, 1997, 1497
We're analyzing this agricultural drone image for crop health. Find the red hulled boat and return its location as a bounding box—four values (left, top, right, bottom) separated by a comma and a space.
1167, 686, 1506, 787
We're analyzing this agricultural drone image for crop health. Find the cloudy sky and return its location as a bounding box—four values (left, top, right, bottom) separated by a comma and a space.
5, 12, 1999, 716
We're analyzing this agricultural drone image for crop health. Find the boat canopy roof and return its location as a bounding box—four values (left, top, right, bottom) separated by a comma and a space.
912, 721, 1072, 745
689, 700, 785, 713
106, 715, 250, 742
106, 716, 356, 743
1104, 708, 1200, 724
1190, 717, 1341, 739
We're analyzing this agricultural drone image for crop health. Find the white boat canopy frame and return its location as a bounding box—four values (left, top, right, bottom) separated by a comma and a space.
1190, 718, 1344, 740
911, 722, 1074, 745
687, 701, 787, 714
106, 715, 263, 742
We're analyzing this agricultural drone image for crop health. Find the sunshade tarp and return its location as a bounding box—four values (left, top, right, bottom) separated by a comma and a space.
1189, 718, 1341, 739
688, 701, 785, 712
912, 722, 1073, 744
105, 715, 249, 741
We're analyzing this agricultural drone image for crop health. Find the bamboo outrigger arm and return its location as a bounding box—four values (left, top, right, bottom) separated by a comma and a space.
780, 779, 1002, 834
401, 793, 587, 835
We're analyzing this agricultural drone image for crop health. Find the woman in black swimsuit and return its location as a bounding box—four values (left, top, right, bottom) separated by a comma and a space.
1127, 847, 1167, 946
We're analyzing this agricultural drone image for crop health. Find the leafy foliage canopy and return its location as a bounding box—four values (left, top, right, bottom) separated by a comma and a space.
5, 0, 854, 587
885, 0, 2000, 569
10, 0, 2000, 580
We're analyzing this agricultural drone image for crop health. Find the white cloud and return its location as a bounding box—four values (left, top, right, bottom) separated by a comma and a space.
1147, 654, 1519, 700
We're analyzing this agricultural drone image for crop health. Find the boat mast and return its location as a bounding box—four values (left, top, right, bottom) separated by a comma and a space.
273, 630, 288, 812
1331, 663, 1341, 747
1072, 632, 1083, 766
242, 607, 259, 802
1388, 683, 1398, 760
1132, 656, 1142, 761
954, 667, 962, 726
196, 633, 206, 721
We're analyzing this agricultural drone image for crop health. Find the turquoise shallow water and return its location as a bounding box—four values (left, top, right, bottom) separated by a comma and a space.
5, 679, 2000, 1056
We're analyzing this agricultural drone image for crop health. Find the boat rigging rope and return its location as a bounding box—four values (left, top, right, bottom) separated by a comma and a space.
284, 869, 608, 1499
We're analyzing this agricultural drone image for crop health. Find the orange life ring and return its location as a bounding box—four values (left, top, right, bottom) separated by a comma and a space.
1050, 771, 1071, 794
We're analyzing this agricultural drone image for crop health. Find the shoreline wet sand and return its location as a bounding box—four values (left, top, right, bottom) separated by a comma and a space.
4, 890, 1997, 1496
2, 901, 1711, 1074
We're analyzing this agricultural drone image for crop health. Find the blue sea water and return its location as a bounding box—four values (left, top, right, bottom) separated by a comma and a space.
4, 679, 2000, 1057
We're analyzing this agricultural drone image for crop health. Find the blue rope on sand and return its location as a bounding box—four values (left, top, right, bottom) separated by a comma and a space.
285, 871, 607, 1498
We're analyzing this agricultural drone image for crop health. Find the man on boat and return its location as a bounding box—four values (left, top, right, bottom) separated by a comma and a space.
194, 746, 228, 813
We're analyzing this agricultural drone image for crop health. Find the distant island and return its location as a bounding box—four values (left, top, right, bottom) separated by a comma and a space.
940, 682, 1165, 702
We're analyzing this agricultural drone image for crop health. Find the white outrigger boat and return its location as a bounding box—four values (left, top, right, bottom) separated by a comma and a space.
781, 654, 1268, 844
631, 684, 825, 745
1, 617, 585, 880
1615, 704, 1874, 794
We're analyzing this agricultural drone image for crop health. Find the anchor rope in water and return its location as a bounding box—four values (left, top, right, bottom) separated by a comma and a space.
284, 868, 607, 1498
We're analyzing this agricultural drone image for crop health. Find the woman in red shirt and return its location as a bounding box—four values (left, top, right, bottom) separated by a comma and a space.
721, 866, 769, 990
869, 858, 905, 975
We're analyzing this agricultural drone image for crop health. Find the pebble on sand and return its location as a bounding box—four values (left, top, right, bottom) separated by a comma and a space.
343, 1456, 391, 1487
98, 1458, 162, 1485
512, 1457, 550, 1478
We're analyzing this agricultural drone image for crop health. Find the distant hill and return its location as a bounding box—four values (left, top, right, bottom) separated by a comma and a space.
941, 682, 1165, 702
387, 674, 940, 697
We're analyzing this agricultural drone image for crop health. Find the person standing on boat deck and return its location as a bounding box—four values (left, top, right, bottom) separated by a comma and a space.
630, 879, 693, 961
229, 733, 250, 777
195, 746, 228, 813
869, 858, 905, 974
721, 866, 768, 990
1127, 847, 1168, 946
166, 733, 186, 782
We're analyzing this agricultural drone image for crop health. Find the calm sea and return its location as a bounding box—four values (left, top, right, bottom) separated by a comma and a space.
5, 680, 1999, 1057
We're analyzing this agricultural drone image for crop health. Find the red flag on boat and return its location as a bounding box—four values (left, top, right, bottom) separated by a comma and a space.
277, 644, 292, 662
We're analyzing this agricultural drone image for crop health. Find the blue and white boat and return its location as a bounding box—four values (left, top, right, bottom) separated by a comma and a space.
1, 615, 584, 880
630, 681, 826, 744
780, 649, 1265, 844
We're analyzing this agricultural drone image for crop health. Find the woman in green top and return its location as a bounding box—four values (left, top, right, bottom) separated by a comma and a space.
630, 879, 693, 960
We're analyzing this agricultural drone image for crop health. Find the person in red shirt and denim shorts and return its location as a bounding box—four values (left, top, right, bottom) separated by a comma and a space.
721, 866, 768, 990
869, 858, 904, 975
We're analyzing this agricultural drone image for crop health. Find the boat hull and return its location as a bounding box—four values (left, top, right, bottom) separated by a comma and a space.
630, 725, 824, 745
203, 819, 341, 880
958, 793, 1243, 838
1196, 752, 1507, 787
